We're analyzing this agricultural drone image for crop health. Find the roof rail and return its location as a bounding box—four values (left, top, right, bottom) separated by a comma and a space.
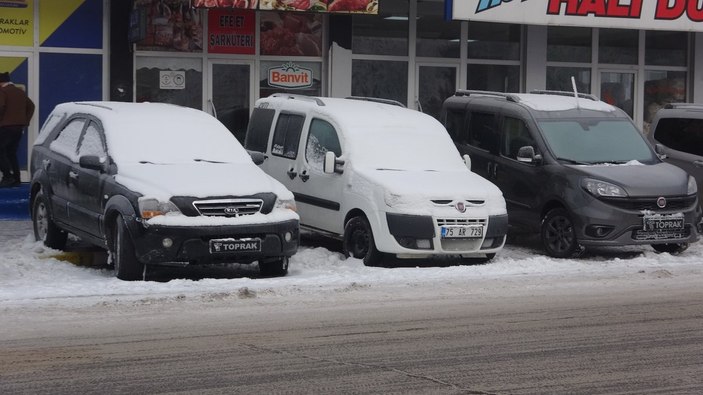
454, 90, 521, 103
74, 102, 115, 110
663, 102, 703, 110
530, 90, 599, 101
345, 96, 406, 108
270, 93, 325, 106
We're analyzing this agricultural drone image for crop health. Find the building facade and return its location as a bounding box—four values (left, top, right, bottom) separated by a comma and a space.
1, 0, 702, 181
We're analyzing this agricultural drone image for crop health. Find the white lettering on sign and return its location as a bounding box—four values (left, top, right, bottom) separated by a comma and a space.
268, 62, 313, 89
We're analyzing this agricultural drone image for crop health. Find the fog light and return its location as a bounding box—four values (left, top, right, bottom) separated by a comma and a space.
585, 225, 614, 238
284, 232, 292, 242
481, 238, 494, 249
416, 239, 431, 249
162, 238, 173, 248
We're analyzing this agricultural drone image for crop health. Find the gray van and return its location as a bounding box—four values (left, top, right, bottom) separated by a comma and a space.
441, 90, 701, 257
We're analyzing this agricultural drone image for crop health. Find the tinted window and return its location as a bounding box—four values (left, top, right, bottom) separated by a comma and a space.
78, 122, 106, 158
244, 107, 275, 153
502, 117, 536, 159
654, 118, 703, 156
468, 112, 499, 153
305, 119, 341, 171
444, 109, 467, 144
271, 113, 305, 159
50, 118, 86, 162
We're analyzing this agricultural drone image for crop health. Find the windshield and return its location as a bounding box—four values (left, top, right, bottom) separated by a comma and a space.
349, 127, 465, 171
538, 119, 656, 164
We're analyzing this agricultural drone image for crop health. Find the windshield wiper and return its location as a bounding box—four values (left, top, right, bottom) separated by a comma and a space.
555, 157, 590, 165
194, 158, 225, 164
592, 160, 629, 165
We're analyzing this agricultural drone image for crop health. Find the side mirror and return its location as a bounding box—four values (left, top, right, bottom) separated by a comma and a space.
323, 151, 344, 174
654, 144, 667, 160
517, 146, 542, 164
463, 154, 471, 171
79, 155, 106, 172
248, 150, 267, 165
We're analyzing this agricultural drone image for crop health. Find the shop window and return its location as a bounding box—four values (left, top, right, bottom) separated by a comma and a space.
133, 0, 204, 52
40, 0, 103, 49
599, 29, 637, 65
546, 67, 591, 94
245, 108, 276, 153
260, 13, 322, 57
135, 57, 202, 109
547, 26, 592, 63
416, 0, 460, 58
352, 0, 409, 56
467, 65, 519, 93
467, 22, 520, 61
352, 60, 408, 105
644, 71, 686, 132
271, 113, 305, 159
646, 31, 687, 67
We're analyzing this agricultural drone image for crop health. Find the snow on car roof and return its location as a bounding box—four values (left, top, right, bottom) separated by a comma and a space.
56, 101, 251, 164
512, 94, 618, 113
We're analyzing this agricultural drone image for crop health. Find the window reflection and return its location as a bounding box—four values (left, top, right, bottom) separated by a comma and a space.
548, 26, 592, 63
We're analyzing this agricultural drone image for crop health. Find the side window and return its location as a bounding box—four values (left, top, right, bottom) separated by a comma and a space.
445, 109, 468, 144
502, 117, 536, 159
244, 107, 276, 153
49, 118, 86, 162
305, 119, 342, 171
271, 113, 305, 159
468, 112, 499, 153
78, 122, 107, 158
35, 112, 65, 145
654, 118, 703, 157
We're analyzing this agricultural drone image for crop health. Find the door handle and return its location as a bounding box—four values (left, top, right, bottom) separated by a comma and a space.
300, 170, 309, 182
68, 171, 79, 183
287, 168, 297, 179
42, 159, 51, 171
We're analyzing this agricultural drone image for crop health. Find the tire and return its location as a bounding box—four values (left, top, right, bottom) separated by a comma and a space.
343, 216, 384, 267
541, 208, 579, 258
259, 256, 289, 277
111, 215, 145, 281
32, 191, 67, 250
652, 243, 689, 255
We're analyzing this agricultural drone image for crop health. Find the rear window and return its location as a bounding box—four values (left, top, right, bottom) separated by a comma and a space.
654, 118, 703, 156
244, 107, 275, 153
444, 109, 467, 144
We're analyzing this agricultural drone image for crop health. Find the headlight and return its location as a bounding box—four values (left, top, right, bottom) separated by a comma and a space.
688, 176, 698, 195
138, 197, 181, 219
275, 198, 297, 212
582, 178, 627, 198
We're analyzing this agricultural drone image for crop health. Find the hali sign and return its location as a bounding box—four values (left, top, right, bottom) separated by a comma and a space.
450, 0, 703, 32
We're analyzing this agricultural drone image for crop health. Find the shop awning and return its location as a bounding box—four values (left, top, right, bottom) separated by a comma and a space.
447, 0, 703, 32
191, 0, 379, 14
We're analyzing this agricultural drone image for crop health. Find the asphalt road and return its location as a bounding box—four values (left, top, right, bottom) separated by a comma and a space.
2, 275, 702, 395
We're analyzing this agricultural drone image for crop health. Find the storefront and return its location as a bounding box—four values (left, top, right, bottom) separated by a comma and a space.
2, 0, 703, 182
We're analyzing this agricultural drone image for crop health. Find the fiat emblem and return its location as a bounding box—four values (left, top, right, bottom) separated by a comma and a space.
656, 197, 667, 209
455, 202, 466, 213
224, 207, 239, 216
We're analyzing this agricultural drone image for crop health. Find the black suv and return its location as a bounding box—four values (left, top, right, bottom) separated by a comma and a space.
30, 102, 299, 280
647, 103, 703, 211
441, 90, 701, 257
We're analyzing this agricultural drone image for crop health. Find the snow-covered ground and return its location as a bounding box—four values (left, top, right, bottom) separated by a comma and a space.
2, 220, 701, 311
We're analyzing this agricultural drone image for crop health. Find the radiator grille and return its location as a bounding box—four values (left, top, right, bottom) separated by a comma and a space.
192, 199, 263, 217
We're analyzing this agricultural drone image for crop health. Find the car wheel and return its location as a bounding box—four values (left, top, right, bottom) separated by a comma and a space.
541, 208, 579, 258
651, 243, 689, 255
32, 191, 67, 250
343, 216, 384, 266
259, 256, 289, 277
112, 215, 145, 281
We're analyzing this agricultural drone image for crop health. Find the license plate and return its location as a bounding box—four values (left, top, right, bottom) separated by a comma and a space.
643, 216, 684, 232
209, 238, 261, 254
441, 225, 483, 239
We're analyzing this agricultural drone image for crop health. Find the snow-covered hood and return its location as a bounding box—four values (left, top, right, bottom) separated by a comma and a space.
116, 162, 293, 201
570, 162, 690, 196
356, 167, 504, 201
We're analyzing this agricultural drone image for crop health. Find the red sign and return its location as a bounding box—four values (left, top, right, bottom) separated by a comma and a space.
207, 9, 255, 54
192, 0, 257, 9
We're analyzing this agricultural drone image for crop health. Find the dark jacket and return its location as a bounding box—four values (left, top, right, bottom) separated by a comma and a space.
0, 83, 35, 127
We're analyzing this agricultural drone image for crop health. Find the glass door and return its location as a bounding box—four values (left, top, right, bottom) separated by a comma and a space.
416, 64, 458, 121
599, 71, 636, 120
0, 54, 33, 182
208, 61, 253, 144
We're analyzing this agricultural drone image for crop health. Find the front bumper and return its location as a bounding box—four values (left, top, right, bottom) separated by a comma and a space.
131, 219, 299, 265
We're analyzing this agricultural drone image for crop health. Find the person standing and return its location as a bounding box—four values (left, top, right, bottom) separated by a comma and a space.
0, 72, 35, 187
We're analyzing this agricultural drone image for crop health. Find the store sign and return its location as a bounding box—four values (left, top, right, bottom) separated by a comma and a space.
160, 71, 186, 89
208, 9, 255, 54
449, 0, 703, 32
268, 62, 313, 89
0, 0, 32, 46
193, 0, 378, 14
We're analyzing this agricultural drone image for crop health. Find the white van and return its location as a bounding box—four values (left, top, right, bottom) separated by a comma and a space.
244, 95, 507, 266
